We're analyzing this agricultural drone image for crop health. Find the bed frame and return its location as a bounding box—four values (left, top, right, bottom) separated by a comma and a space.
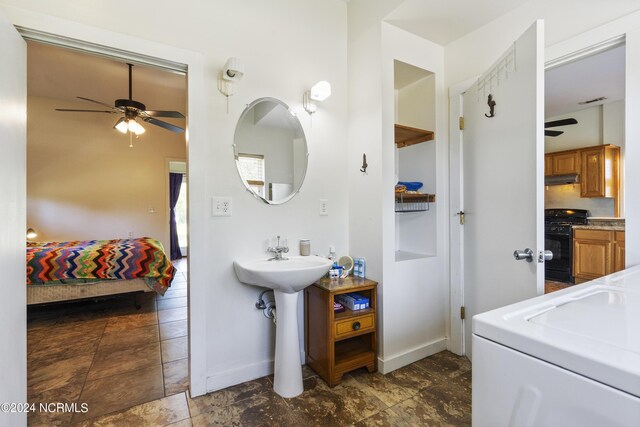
27, 278, 152, 305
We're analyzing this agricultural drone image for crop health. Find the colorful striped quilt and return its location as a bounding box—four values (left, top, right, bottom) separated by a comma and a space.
27, 237, 175, 295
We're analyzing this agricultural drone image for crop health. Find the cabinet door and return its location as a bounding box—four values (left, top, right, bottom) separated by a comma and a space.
581, 148, 605, 197
573, 237, 613, 280
553, 151, 579, 175
614, 232, 625, 272
545, 154, 553, 176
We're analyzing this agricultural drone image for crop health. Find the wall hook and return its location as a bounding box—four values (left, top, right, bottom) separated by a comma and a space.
485, 94, 496, 118
360, 153, 368, 174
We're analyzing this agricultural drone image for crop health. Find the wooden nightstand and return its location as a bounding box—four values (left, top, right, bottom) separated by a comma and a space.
304, 276, 378, 387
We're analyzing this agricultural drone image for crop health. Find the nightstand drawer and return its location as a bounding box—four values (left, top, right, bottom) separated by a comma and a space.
334, 313, 375, 340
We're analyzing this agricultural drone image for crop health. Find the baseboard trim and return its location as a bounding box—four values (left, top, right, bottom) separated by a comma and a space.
205, 350, 306, 394
378, 338, 448, 374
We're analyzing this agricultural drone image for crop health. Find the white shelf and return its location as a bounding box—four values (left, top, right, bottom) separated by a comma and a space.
395, 250, 435, 262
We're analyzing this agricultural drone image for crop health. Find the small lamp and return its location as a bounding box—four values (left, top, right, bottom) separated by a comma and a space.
26, 228, 38, 240
303, 80, 331, 115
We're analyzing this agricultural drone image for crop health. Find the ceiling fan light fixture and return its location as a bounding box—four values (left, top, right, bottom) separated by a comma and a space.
114, 117, 128, 134
128, 119, 146, 135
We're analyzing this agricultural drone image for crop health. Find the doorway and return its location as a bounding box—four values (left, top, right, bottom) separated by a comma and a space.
543, 42, 626, 293
24, 38, 191, 424
449, 33, 629, 357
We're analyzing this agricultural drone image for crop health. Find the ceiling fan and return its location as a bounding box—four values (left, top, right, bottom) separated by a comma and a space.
545, 118, 577, 137
55, 63, 185, 135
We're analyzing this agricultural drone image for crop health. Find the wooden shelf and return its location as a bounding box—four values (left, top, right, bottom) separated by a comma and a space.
394, 193, 435, 203
334, 335, 374, 366
334, 307, 375, 321
395, 124, 434, 148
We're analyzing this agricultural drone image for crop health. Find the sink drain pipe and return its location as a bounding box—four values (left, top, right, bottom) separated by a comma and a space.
256, 290, 277, 324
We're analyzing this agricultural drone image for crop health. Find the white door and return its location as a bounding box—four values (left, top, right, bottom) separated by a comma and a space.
0, 10, 27, 427
462, 21, 545, 356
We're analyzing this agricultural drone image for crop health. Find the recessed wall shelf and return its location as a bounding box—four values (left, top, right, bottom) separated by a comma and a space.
395, 124, 434, 148
395, 192, 435, 212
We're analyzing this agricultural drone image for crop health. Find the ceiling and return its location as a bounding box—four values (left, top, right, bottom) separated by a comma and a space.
385, 0, 531, 46
27, 41, 187, 115
545, 45, 625, 118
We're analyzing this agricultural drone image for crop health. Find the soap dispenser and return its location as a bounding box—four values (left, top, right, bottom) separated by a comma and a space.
328, 245, 336, 261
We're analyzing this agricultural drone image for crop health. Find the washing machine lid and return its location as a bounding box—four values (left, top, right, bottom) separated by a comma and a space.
473, 266, 640, 398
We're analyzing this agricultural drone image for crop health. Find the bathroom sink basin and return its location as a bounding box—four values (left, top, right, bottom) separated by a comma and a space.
234, 255, 332, 293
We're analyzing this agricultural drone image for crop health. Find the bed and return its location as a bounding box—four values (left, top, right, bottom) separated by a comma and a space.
26, 237, 176, 305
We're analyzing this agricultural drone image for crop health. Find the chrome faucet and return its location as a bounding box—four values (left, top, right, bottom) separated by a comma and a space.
267, 235, 289, 261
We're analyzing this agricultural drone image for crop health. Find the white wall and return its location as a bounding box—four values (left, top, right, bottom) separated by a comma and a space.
27, 97, 186, 251
1, 0, 349, 396
544, 107, 601, 152
348, 0, 449, 372
381, 22, 449, 371
0, 11, 26, 426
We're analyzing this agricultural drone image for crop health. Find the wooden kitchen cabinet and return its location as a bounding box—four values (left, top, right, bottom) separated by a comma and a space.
545, 150, 580, 176
573, 229, 625, 284
305, 276, 377, 387
580, 145, 620, 209
613, 231, 625, 273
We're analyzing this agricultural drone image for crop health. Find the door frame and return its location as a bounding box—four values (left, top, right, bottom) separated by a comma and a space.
448, 33, 631, 356
448, 76, 478, 357
8, 8, 209, 396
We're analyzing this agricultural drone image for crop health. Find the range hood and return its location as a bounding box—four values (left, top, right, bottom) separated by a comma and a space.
545, 173, 580, 186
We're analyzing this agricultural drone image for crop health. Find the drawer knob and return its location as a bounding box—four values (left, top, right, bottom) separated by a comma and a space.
352, 321, 361, 331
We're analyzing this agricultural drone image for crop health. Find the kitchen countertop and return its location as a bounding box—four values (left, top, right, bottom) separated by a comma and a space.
572, 225, 625, 231
573, 217, 625, 232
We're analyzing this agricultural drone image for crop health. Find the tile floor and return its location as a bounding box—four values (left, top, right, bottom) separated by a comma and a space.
27, 259, 189, 426
62, 351, 471, 426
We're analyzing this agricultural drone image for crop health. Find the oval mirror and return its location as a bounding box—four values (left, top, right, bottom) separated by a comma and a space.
234, 98, 308, 204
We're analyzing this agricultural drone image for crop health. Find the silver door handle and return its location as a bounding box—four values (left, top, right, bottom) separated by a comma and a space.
541, 250, 553, 262
513, 248, 534, 262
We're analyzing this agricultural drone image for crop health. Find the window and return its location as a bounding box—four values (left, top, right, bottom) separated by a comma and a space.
176, 175, 188, 250
237, 153, 265, 197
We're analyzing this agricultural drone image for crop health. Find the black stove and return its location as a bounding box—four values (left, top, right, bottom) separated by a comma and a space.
545, 209, 589, 283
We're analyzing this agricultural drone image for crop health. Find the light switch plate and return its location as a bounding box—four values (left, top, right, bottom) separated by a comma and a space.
212, 197, 233, 217
319, 199, 328, 216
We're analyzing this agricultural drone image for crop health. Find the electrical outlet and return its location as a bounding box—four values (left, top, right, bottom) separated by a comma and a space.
319, 199, 329, 216
128, 231, 133, 238
212, 197, 233, 217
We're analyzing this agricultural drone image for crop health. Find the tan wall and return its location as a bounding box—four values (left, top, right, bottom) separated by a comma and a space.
27, 96, 186, 251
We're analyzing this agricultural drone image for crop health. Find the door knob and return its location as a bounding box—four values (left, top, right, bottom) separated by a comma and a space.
513, 248, 534, 262
538, 250, 553, 263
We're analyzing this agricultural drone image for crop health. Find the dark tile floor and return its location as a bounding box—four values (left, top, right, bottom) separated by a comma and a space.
76, 350, 471, 426
27, 259, 189, 426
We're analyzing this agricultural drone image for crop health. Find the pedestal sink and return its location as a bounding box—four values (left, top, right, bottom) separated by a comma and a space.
234, 255, 333, 397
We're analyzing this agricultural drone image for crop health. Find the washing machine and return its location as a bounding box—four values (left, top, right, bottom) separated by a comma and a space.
472, 266, 640, 426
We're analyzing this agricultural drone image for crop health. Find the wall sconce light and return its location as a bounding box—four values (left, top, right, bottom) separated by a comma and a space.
218, 57, 245, 112
26, 228, 38, 240
303, 80, 331, 115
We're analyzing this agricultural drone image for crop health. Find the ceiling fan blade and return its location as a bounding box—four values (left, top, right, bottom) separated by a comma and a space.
141, 117, 185, 133
55, 108, 117, 113
545, 118, 578, 128
77, 96, 121, 111
545, 130, 564, 137
143, 110, 185, 119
